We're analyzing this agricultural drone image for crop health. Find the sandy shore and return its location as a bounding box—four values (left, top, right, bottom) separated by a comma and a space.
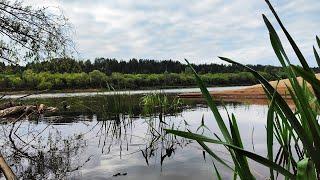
178, 74, 320, 104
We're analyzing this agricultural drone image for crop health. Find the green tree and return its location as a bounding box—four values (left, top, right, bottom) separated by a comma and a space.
22, 69, 39, 89
89, 70, 106, 87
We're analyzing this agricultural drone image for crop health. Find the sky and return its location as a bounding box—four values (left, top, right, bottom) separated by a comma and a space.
27, 0, 320, 65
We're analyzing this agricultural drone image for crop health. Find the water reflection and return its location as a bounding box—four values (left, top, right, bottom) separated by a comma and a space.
0, 95, 265, 179
0, 121, 89, 179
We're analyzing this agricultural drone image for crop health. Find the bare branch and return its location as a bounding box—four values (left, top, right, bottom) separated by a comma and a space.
0, 0, 74, 63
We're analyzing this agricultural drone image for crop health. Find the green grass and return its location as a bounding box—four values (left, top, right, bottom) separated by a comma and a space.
140, 93, 183, 116
165, 0, 320, 179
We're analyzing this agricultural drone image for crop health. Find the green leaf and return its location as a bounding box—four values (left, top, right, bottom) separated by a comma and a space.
218, 56, 320, 168
291, 65, 320, 97
264, 0, 309, 71
297, 158, 316, 180
185, 59, 253, 179
313, 46, 320, 68
213, 160, 222, 180
229, 114, 253, 179
264, 0, 320, 104
290, 65, 320, 147
197, 140, 234, 172
267, 92, 276, 180
185, 59, 232, 143
262, 14, 288, 66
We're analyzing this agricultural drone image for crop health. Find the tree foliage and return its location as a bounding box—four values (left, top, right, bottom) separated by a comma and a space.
0, 69, 274, 91
1, 57, 296, 75
0, 0, 72, 64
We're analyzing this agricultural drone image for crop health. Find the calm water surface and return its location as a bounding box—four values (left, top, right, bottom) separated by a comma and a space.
2, 86, 248, 99
0, 91, 271, 180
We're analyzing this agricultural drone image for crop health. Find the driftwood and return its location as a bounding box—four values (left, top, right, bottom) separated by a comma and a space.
0, 104, 58, 118
0, 101, 20, 110
0, 92, 56, 178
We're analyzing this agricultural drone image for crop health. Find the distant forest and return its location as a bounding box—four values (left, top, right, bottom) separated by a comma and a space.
1, 58, 319, 91
2, 57, 286, 74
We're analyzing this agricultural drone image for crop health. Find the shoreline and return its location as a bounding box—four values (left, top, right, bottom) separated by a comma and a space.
178, 75, 320, 104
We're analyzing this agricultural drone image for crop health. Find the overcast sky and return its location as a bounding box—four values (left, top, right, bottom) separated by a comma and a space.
28, 0, 320, 65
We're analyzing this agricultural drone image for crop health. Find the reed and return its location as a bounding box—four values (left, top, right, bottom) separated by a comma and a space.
166, 0, 320, 179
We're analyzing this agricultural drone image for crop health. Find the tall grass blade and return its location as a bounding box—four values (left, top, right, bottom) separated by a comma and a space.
291, 65, 320, 93
218, 56, 320, 168
213, 160, 222, 180
290, 65, 320, 153
313, 46, 320, 68
263, 86, 297, 143
229, 114, 253, 179
165, 129, 295, 179
184, 59, 232, 143
297, 158, 316, 180
265, 19, 320, 158
264, 0, 320, 103
264, 0, 308, 70
267, 93, 276, 180
263, 14, 315, 134
185, 59, 255, 179
197, 140, 234, 171
262, 14, 288, 66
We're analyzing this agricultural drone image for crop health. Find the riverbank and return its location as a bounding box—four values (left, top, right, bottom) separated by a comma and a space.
178, 74, 320, 104
178, 85, 291, 104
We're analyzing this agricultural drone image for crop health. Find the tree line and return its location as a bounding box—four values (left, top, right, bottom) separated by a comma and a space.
1, 57, 286, 75
2, 58, 319, 91
0, 70, 274, 91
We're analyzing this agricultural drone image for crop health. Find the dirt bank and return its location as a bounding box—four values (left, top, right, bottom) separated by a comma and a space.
178, 74, 320, 104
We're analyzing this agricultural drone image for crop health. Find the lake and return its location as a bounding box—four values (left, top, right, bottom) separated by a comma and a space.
0, 88, 272, 180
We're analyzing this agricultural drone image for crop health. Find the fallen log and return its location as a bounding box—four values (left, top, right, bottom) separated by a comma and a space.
0, 104, 57, 118
0, 106, 31, 117
0, 101, 20, 110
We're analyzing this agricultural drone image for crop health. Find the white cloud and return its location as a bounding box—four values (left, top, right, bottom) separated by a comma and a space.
26, 0, 320, 65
